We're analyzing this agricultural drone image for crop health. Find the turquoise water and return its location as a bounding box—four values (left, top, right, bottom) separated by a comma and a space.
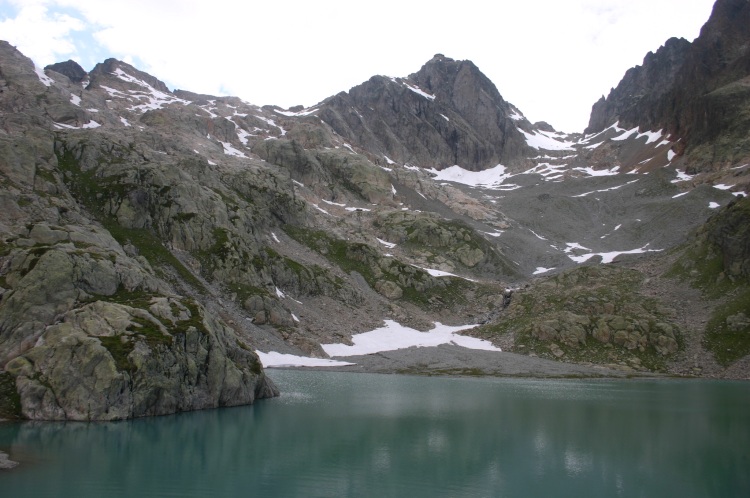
1, 371, 749, 497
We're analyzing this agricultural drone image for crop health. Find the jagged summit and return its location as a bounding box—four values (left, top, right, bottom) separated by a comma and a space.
316, 54, 532, 172
585, 0, 750, 177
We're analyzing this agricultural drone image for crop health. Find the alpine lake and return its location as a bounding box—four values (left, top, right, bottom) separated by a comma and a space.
1, 370, 748, 497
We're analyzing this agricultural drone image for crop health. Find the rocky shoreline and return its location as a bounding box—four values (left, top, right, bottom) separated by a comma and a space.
273, 343, 661, 379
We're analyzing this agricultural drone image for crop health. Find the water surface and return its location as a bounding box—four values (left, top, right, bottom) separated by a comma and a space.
1, 371, 748, 497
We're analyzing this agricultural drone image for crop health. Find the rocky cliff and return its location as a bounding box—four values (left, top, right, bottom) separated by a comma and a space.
585, 0, 750, 174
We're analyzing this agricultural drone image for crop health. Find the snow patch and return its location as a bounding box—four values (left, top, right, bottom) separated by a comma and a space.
377, 238, 396, 248
35, 66, 54, 86
425, 164, 514, 190
256, 351, 355, 368
572, 166, 620, 177
274, 106, 319, 117
220, 141, 246, 157
566, 243, 662, 264
321, 320, 500, 357
533, 267, 555, 275
709, 202, 720, 209
70, 94, 81, 106
572, 179, 638, 197
520, 129, 575, 151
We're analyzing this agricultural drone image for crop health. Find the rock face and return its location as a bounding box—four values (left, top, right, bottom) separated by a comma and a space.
585, 0, 750, 172
0, 42, 282, 420
316, 54, 532, 171
45, 60, 87, 83
481, 266, 682, 371
586, 37, 692, 134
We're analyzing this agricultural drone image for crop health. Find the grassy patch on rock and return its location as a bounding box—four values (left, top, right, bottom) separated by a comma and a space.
56, 144, 206, 293
283, 225, 472, 309
477, 265, 681, 372
668, 197, 750, 365
0, 372, 23, 420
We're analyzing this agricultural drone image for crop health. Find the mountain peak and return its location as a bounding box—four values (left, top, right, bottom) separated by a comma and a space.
44, 60, 87, 83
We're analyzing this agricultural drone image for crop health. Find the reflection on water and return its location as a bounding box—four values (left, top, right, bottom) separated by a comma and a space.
1, 371, 749, 497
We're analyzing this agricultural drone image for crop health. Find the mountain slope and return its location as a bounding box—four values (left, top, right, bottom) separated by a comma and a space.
1, 0, 750, 420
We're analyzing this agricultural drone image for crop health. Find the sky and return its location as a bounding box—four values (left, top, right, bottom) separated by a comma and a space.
0, 0, 716, 132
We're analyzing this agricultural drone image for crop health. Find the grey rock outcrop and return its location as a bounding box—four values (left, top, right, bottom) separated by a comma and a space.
45, 60, 87, 83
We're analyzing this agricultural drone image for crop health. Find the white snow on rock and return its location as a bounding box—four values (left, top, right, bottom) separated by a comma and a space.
321, 320, 500, 357
111, 68, 189, 112
120, 117, 131, 127
671, 169, 695, 183
425, 164, 514, 189
415, 266, 476, 281
638, 129, 664, 144
611, 127, 638, 141
255, 115, 287, 136
70, 94, 81, 106
220, 141, 246, 157
565, 243, 662, 264
274, 106, 319, 117
256, 351, 355, 368
533, 267, 555, 275
377, 238, 396, 248
520, 129, 575, 151
35, 66, 54, 86
572, 166, 620, 177
714, 183, 734, 190
271, 232, 281, 243
322, 199, 347, 207
572, 179, 638, 197
403, 81, 436, 100
709, 202, 720, 209
508, 108, 524, 121
53, 120, 101, 130
667, 150, 676, 162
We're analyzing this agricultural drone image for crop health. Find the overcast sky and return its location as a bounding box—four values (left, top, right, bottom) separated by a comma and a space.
0, 0, 716, 132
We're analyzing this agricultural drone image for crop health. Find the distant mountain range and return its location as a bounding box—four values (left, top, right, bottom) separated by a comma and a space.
0, 0, 748, 421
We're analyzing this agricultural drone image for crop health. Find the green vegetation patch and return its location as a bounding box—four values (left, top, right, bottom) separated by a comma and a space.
667, 197, 750, 365
56, 144, 206, 293
0, 372, 23, 420
283, 224, 471, 309
703, 287, 750, 366
478, 265, 681, 372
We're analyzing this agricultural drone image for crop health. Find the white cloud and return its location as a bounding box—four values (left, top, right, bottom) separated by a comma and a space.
0, 1, 85, 64
0, 0, 716, 132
